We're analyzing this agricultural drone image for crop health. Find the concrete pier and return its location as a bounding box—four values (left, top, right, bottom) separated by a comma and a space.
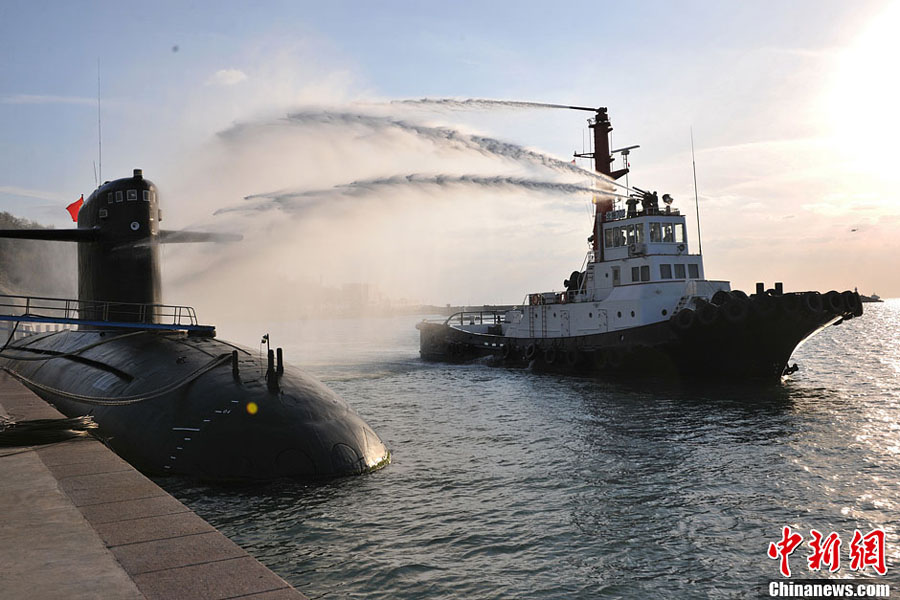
0, 372, 307, 599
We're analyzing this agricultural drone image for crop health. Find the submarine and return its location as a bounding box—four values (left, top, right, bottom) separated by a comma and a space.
0, 169, 390, 481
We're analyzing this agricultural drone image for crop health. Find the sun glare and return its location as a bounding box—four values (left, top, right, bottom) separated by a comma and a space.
827, 3, 900, 175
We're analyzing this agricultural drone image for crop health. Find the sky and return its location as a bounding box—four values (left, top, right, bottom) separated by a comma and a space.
1, 0, 898, 315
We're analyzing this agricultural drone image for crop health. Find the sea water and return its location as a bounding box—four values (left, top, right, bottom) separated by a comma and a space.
162, 300, 900, 598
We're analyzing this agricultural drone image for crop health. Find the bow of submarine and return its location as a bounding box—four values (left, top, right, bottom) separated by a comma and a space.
2, 331, 390, 482
174, 359, 392, 481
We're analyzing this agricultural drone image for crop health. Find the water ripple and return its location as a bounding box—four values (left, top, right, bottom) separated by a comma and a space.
161, 303, 900, 598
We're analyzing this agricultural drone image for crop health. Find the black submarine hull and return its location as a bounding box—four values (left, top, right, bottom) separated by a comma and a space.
417, 291, 863, 381
2, 329, 390, 481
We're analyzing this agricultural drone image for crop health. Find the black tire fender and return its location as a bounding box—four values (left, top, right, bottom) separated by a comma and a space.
843, 290, 861, 316
673, 308, 695, 330
544, 348, 557, 365
824, 290, 845, 314
752, 294, 777, 318
803, 292, 824, 314
724, 299, 749, 323
783, 293, 801, 315
697, 302, 719, 326
606, 348, 624, 368
711, 290, 730, 306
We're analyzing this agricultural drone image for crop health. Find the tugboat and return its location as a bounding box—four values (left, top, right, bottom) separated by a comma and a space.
0, 170, 390, 481
417, 107, 863, 381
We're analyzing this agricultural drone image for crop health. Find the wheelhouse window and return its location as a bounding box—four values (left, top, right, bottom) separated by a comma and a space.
688, 264, 700, 279
649, 221, 686, 244
115, 191, 123, 202
625, 224, 646, 245
127, 189, 138, 201
143, 190, 151, 202
662, 223, 675, 242
107, 192, 113, 204
640, 265, 650, 281
660, 264, 672, 279
604, 229, 614, 248
674, 263, 686, 279
631, 266, 640, 282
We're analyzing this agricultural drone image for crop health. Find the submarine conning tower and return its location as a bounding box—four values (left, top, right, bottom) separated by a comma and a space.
79, 169, 162, 322
0, 168, 238, 330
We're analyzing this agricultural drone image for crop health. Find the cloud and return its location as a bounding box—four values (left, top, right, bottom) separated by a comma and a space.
0, 94, 95, 106
206, 69, 248, 86
0, 185, 65, 202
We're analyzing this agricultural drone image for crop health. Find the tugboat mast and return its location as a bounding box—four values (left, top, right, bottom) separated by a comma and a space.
571, 107, 632, 262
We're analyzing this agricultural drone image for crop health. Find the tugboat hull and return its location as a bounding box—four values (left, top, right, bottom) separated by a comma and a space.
417, 291, 862, 381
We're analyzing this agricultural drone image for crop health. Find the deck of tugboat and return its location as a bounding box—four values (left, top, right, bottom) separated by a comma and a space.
420, 275, 733, 338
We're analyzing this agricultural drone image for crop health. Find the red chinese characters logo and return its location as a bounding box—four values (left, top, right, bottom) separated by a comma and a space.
808, 529, 842, 573
768, 526, 804, 577
768, 527, 887, 577
849, 529, 887, 576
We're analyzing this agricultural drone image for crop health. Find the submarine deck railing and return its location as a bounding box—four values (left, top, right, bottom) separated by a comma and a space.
0, 293, 215, 334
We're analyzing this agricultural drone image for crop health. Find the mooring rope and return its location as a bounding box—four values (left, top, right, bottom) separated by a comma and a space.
0, 320, 19, 352
0, 415, 97, 447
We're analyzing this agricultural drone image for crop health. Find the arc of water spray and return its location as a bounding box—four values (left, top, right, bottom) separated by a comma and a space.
219, 110, 633, 195
216, 174, 627, 216
392, 98, 586, 111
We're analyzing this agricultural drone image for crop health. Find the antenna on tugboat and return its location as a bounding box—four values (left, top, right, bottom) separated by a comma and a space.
611, 145, 640, 194
691, 127, 703, 256
97, 58, 102, 184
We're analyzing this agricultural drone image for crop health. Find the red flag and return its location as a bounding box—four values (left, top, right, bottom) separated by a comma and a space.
66, 195, 84, 222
